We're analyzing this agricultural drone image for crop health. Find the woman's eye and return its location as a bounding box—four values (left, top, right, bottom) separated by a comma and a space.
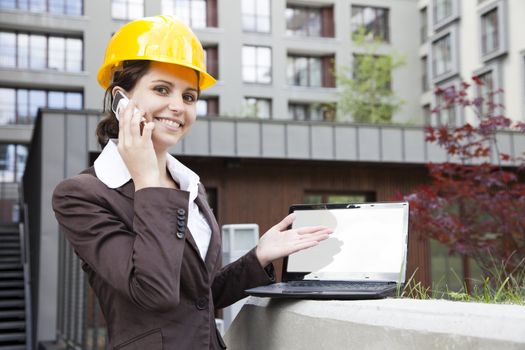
154, 86, 169, 95
183, 94, 197, 103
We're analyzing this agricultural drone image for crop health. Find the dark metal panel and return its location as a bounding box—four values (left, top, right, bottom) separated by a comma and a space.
311, 125, 333, 160
358, 127, 381, 161
65, 113, 89, 178
286, 124, 310, 159
261, 124, 285, 158
404, 129, 426, 163
237, 122, 261, 157
182, 119, 210, 155
334, 126, 358, 160
381, 128, 404, 162
210, 120, 235, 156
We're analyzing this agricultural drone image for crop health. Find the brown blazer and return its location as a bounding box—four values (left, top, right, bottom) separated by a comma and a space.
52, 167, 274, 350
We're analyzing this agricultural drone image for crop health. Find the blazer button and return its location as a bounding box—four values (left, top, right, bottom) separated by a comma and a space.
176, 231, 184, 239
195, 297, 208, 310
177, 208, 186, 216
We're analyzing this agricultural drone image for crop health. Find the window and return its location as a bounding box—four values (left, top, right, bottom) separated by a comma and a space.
433, 0, 453, 24
196, 97, 218, 116
0, 87, 82, 125
422, 56, 429, 91
242, 97, 271, 119
481, 9, 498, 55
0, 31, 83, 72
287, 55, 335, 88
203, 46, 218, 79
0, 0, 83, 15
476, 70, 495, 117
435, 85, 457, 126
285, 5, 334, 38
112, 0, 143, 20
242, 0, 270, 33
242, 45, 271, 84
161, 0, 217, 28
0, 144, 28, 182
304, 192, 376, 204
432, 34, 452, 77
288, 103, 336, 122
420, 7, 428, 44
351, 5, 389, 42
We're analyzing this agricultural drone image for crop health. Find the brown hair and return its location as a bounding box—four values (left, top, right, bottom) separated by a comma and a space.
96, 60, 151, 147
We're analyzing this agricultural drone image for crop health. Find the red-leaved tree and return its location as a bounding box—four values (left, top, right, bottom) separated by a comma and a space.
405, 77, 525, 276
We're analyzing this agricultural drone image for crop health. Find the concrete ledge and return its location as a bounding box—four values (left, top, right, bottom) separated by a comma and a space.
224, 297, 525, 350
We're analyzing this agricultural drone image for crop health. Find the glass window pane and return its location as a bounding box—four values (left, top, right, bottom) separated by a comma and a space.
129, 1, 144, 19
0, 32, 16, 67
242, 16, 255, 31
16, 90, 29, 123
49, 0, 65, 14
29, 35, 46, 69
175, 0, 191, 25
257, 99, 270, 118
257, 0, 269, 16
65, 92, 82, 109
66, 0, 82, 15
29, 90, 46, 122
257, 16, 270, 33
29, 0, 45, 11
243, 66, 256, 83
308, 9, 321, 36
0, 0, 17, 10
309, 58, 321, 87
0, 88, 16, 125
48, 91, 65, 108
286, 57, 295, 85
196, 99, 207, 116
17, 34, 29, 68
18, 0, 28, 10
15, 145, 28, 181
111, 0, 126, 19
191, 0, 206, 28
66, 38, 82, 72
48, 37, 65, 71
242, 0, 255, 15
161, 0, 175, 14
296, 57, 308, 86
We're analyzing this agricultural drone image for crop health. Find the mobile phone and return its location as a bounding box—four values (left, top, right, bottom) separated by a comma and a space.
111, 90, 130, 121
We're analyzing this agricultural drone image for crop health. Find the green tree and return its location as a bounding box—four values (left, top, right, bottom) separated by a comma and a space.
337, 27, 406, 123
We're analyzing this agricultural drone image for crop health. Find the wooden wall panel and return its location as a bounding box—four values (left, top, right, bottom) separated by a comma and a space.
183, 157, 431, 286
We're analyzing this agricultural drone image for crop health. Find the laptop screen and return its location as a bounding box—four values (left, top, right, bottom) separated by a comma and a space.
285, 202, 409, 282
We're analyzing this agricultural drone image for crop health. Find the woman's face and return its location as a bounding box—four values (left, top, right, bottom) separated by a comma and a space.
127, 61, 199, 151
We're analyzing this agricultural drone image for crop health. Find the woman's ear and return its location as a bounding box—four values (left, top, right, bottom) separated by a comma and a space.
111, 86, 128, 99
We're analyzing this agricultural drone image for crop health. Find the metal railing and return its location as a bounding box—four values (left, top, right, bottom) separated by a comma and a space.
55, 234, 108, 350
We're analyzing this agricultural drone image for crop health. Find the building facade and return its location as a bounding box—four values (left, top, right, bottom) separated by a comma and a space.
1, 0, 525, 347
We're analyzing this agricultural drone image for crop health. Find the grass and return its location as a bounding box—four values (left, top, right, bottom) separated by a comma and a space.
398, 259, 525, 305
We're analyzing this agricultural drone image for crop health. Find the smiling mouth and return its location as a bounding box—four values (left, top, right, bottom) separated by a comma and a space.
154, 117, 183, 128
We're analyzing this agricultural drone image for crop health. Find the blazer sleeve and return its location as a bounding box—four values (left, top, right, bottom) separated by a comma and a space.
52, 174, 188, 312
211, 247, 275, 309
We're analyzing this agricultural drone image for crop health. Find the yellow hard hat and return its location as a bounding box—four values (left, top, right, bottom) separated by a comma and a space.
97, 15, 216, 91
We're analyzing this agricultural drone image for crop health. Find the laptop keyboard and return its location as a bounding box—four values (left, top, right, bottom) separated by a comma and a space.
281, 280, 396, 292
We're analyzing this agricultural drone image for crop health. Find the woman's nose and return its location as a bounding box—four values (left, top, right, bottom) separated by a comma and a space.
168, 94, 185, 113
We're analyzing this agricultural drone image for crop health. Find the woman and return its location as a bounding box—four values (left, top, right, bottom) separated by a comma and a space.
52, 15, 331, 350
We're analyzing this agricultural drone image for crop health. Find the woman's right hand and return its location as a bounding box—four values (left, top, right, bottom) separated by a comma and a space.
117, 99, 159, 191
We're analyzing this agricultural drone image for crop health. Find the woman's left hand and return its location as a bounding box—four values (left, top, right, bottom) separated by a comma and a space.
255, 213, 333, 267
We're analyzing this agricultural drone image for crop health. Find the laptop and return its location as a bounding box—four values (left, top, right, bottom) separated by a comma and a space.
246, 201, 409, 300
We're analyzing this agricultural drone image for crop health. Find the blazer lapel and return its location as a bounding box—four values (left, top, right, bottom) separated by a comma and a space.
194, 187, 221, 273
114, 179, 202, 258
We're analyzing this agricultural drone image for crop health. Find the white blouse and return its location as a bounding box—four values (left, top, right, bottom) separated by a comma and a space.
93, 139, 212, 260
